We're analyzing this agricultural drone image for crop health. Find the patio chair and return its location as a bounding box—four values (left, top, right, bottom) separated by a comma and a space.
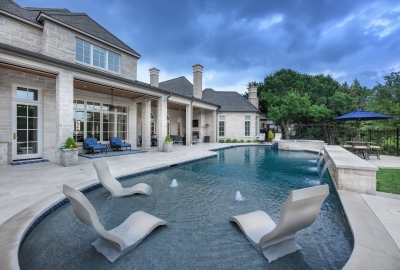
338, 137, 352, 152
369, 137, 384, 160
62, 184, 166, 263
176, 136, 183, 144
230, 184, 329, 263
110, 137, 131, 151
352, 137, 369, 159
93, 159, 152, 197
83, 138, 107, 155
192, 135, 198, 144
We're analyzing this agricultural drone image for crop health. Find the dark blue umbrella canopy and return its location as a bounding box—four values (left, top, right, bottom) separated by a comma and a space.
334, 109, 394, 121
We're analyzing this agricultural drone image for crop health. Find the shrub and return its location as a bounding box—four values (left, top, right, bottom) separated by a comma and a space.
232, 139, 238, 143
225, 138, 232, 143
252, 139, 258, 143
239, 139, 244, 143
246, 140, 252, 143
268, 130, 275, 142
165, 134, 173, 142
219, 139, 225, 143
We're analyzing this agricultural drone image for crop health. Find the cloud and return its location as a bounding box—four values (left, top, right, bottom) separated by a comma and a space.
15, 0, 400, 90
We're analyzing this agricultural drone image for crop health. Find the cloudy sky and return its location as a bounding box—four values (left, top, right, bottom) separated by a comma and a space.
17, 0, 400, 93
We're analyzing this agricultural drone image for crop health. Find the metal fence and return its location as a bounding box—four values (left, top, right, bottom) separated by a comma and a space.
289, 124, 400, 156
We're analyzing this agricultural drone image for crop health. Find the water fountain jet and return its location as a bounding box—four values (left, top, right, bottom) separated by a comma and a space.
170, 179, 178, 187
235, 191, 245, 201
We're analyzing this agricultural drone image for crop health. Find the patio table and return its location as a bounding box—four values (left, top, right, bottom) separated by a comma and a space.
347, 140, 371, 160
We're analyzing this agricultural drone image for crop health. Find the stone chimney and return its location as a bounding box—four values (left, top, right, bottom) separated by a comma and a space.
192, 64, 203, 99
248, 85, 259, 108
149, 68, 160, 87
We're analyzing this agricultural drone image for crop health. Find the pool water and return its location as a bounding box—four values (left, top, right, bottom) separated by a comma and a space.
19, 146, 353, 269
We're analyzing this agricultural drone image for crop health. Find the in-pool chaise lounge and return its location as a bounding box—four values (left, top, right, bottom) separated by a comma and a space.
230, 184, 329, 263
93, 159, 152, 197
62, 184, 167, 262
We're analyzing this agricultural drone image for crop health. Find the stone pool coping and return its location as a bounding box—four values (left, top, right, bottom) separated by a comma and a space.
1, 143, 400, 269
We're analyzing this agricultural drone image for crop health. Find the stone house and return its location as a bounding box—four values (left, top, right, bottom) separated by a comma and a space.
0, 0, 260, 165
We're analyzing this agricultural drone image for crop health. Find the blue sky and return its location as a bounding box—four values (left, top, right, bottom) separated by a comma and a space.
17, 0, 400, 93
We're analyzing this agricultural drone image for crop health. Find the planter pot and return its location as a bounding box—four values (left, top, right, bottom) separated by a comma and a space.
164, 142, 173, 152
60, 148, 78, 167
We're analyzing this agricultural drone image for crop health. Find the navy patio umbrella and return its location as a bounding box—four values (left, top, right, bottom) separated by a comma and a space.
333, 109, 394, 138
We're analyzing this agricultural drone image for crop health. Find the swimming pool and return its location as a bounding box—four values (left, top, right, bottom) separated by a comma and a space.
19, 146, 353, 269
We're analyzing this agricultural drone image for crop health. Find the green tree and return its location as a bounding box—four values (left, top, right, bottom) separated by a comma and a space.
368, 71, 400, 128
257, 68, 354, 139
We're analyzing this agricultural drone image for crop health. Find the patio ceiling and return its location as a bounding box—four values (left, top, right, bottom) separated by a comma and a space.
0, 61, 57, 78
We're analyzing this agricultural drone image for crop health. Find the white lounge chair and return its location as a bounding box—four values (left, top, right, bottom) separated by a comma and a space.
62, 184, 167, 262
93, 159, 152, 197
230, 185, 329, 263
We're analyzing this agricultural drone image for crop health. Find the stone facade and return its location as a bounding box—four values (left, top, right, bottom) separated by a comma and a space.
218, 112, 260, 141
0, 15, 43, 53
193, 64, 203, 99
41, 21, 75, 62
0, 142, 8, 166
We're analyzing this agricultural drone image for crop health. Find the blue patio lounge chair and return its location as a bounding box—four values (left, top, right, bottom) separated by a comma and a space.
62, 184, 166, 262
83, 138, 107, 155
110, 137, 131, 151
230, 185, 329, 263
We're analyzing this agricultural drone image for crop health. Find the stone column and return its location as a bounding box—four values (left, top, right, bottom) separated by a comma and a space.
200, 109, 206, 143
157, 96, 167, 151
211, 111, 217, 142
193, 64, 203, 99
56, 70, 74, 164
185, 103, 192, 145
149, 68, 160, 87
248, 85, 259, 109
141, 99, 151, 150
129, 101, 137, 147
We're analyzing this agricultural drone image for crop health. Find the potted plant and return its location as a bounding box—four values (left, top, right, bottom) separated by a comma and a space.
58, 137, 79, 167
164, 134, 173, 152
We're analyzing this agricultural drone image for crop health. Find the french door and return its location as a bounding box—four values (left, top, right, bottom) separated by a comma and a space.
12, 86, 43, 160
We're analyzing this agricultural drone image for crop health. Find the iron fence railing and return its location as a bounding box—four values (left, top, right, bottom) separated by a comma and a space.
289, 124, 400, 156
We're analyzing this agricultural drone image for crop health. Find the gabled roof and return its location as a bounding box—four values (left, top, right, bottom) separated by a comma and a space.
202, 88, 259, 112
159, 76, 194, 97
0, 0, 140, 57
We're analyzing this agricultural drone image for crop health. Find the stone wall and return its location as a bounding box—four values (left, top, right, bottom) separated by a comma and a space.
0, 67, 57, 163
278, 140, 325, 152
218, 112, 260, 141
40, 21, 138, 80
323, 145, 378, 195
0, 15, 43, 53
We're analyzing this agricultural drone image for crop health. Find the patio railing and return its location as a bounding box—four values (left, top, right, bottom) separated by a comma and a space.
289, 124, 400, 156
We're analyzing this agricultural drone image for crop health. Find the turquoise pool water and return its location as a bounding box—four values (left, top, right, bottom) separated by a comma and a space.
19, 146, 353, 269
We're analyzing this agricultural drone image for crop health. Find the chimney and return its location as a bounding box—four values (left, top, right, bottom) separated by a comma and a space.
149, 68, 160, 87
248, 85, 259, 108
192, 64, 203, 99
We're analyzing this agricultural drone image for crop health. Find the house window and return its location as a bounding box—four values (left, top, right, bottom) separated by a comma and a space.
75, 38, 120, 73
219, 115, 225, 137
255, 116, 259, 136
108, 51, 120, 73
245, 116, 250, 136
93, 45, 106, 69
75, 39, 90, 64
73, 100, 128, 143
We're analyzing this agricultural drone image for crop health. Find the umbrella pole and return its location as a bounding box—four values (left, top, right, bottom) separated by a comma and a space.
358, 120, 361, 139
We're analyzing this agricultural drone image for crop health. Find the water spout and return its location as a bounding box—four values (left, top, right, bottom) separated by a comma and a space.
319, 160, 332, 179
235, 191, 245, 201
316, 153, 326, 169
316, 149, 324, 162
170, 179, 178, 188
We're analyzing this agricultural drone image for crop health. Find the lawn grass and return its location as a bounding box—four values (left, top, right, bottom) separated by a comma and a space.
376, 168, 400, 195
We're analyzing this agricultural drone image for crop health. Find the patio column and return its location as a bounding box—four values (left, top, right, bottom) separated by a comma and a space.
141, 99, 151, 150
200, 109, 205, 143
157, 96, 167, 151
211, 110, 217, 142
56, 70, 74, 164
129, 101, 137, 147
185, 103, 192, 145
